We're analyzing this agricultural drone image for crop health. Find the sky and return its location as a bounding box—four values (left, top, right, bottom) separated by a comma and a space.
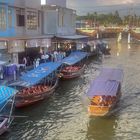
67, 0, 140, 15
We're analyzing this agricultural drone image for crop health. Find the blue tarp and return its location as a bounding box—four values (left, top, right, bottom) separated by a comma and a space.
0, 86, 17, 108
20, 62, 61, 87
62, 51, 88, 65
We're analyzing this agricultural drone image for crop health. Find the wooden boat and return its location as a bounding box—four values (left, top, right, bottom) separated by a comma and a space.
15, 80, 58, 108
10, 62, 61, 108
86, 68, 123, 117
0, 86, 17, 135
96, 40, 111, 55
61, 65, 85, 79
88, 86, 121, 116
61, 51, 88, 79
87, 40, 102, 57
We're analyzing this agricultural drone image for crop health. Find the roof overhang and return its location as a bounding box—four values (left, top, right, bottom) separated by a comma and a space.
56, 34, 89, 40
0, 35, 53, 41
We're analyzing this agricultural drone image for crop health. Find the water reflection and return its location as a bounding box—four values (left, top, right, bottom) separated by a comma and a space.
86, 116, 118, 140
117, 42, 122, 56
128, 44, 131, 49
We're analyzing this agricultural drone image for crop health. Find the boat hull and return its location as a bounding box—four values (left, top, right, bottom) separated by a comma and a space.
15, 89, 55, 108
15, 80, 58, 108
61, 65, 85, 80
15, 98, 44, 108
88, 90, 121, 117
88, 105, 110, 116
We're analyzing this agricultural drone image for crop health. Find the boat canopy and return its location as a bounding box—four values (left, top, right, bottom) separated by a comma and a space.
97, 68, 123, 82
0, 86, 17, 108
11, 62, 61, 87
62, 51, 88, 65
20, 62, 61, 87
86, 68, 123, 98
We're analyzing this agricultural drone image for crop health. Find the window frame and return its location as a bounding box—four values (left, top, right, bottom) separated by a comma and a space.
0, 6, 7, 31
26, 10, 38, 30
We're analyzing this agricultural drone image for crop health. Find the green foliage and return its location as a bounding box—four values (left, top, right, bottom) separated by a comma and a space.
76, 10, 140, 26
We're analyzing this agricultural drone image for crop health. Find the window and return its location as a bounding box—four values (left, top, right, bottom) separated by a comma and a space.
72, 13, 76, 27
62, 15, 64, 26
8, 8, 12, 27
38, 11, 41, 27
0, 7, 6, 30
58, 11, 64, 27
16, 8, 25, 26
27, 11, 38, 30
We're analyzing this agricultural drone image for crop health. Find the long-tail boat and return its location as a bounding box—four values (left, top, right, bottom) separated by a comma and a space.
86, 68, 123, 117
60, 51, 88, 79
87, 40, 111, 57
10, 62, 62, 108
0, 86, 17, 135
100, 40, 111, 55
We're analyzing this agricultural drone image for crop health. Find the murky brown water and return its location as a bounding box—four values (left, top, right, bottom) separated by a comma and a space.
1, 38, 140, 140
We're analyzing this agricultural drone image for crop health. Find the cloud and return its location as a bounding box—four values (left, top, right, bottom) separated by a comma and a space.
67, 0, 140, 15
122, 0, 134, 4
67, 0, 139, 7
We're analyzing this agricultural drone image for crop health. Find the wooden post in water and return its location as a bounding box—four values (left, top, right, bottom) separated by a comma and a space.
96, 32, 99, 39
128, 32, 131, 44
117, 32, 122, 43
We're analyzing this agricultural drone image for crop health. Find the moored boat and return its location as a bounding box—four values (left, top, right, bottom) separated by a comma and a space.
15, 80, 58, 108
61, 51, 88, 79
61, 65, 85, 79
10, 62, 61, 108
86, 68, 123, 117
0, 86, 17, 135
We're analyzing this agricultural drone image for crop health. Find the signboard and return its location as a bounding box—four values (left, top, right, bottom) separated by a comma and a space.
41, 39, 51, 48
76, 43, 82, 50
46, 0, 66, 7
8, 40, 25, 53
0, 42, 7, 49
26, 39, 41, 48
26, 38, 51, 48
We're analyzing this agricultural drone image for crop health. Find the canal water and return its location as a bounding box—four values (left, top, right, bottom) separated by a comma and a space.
1, 38, 140, 140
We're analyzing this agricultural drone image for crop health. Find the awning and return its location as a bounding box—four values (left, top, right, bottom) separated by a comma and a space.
0, 35, 53, 41
56, 34, 89, 40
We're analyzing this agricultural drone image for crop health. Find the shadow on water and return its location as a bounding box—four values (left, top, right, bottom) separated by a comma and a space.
86, 116, 118, 140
